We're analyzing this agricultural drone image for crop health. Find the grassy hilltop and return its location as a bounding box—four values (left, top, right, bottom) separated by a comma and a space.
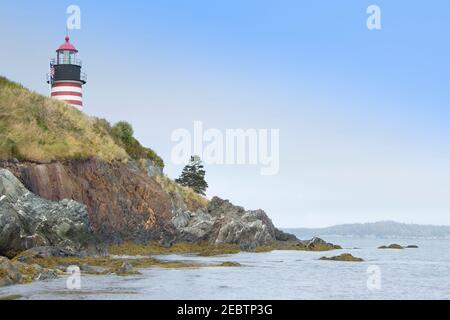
0, 76, 162, 167
0, 75, 206, 210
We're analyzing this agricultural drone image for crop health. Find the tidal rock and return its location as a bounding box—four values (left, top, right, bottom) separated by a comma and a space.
219, 261, 241, 267
320, 253, 364, 262
79, 264, 108, 274
0, 257, 22, 287
0, 169, 97, 258
378, 244, 404, 249
406, 245, 418, 249
15, 246, 79, 262
35, 269, 59, 281
115, 261, 140, 275
305, 237, 342, 251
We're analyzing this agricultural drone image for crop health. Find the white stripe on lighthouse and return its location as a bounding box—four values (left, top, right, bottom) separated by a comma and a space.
51, 81, 83, 109
51, 95, 83, 102
51, 86, 83, 93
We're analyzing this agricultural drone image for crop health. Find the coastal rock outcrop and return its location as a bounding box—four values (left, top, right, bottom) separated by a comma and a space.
302, 237, 342, 251
0, 169, 97, 258
14, 246, 80, 263
0, 255, 62, 287
1, 161, 339, 253
0, 257, 22, 287
378, 244, 404, 249
2, 159, 176, 244
174, 197, 301, 250
320, 253, 364, 262
378, 244, 418, 249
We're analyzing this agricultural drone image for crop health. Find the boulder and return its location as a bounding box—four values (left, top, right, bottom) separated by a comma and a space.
15, 246, 80, 262
305, 237, 342, 251
0, 169, 98, 258
320, 253, 364, 262
0, 257, 22, 287
115, 261, 140, 275
79, 264, 108, 274
378, 244, 404, 249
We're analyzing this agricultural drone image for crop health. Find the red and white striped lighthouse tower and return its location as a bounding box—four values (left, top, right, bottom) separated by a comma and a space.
48, 36, 87, 110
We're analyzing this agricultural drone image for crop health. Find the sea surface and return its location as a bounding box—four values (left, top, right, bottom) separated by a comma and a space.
1, 236, 449, 300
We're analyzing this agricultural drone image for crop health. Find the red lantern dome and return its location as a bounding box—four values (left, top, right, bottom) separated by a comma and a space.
56, 36, 78, 52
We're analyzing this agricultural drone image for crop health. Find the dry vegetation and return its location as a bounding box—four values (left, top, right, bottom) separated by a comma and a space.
109, 242, 240, 256
155, 175, 209, 211
109, 241, 340, 257
0, 76, 128, 162
15, 255, 203, 271
254, 243, 341, 252
11, 255, 241, 277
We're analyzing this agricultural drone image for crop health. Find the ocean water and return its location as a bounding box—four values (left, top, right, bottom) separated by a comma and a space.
1, 236, 449, 300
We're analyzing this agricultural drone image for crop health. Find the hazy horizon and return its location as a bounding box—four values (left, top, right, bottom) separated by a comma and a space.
283, 220, 450, 229
1, 1, 449, 228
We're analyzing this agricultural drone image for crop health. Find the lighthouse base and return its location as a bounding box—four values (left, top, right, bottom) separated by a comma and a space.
51, 80, 83, 110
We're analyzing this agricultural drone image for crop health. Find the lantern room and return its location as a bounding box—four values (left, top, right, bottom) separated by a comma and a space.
56, 36, 79, 65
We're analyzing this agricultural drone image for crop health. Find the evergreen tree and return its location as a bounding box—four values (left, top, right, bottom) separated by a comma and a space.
175, 156, 208, 195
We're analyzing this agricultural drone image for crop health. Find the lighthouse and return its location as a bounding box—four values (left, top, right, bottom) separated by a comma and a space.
47, 36, 87, 110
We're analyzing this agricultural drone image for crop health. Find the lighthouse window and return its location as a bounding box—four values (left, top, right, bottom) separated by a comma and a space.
64, 51, 70, 64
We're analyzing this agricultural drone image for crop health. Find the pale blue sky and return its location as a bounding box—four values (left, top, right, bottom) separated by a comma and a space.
1, 1, 449, 227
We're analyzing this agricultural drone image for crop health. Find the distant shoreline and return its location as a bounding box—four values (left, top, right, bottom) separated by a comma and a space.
283, 221, 450, 239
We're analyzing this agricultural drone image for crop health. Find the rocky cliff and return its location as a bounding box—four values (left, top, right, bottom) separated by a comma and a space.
173, 197, 297, 250
1, 160, 298, 252
2, 159, 176, 245
0, 168, 96, 258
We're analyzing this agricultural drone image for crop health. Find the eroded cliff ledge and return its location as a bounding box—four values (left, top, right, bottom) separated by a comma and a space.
2, 159, 176, 245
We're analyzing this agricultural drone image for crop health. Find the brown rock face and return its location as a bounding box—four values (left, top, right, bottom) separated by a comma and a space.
4, 159, 176, 244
